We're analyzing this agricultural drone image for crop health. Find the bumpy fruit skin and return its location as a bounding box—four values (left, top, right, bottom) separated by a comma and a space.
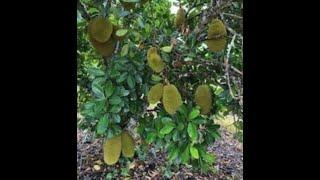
175, 8, 186, 26
148, 53, 165, 73
195, 85, 212, 115
205, 38, 227, 52
147, 83, 164, 104
103, 134, 122, 165
205, 19, 227, 52
88, 35, 115, 57
207, 19, 227, 39
163, 84, 183, 115
147, 47, 165, 73
88, 16, 113, 43
121, 131, 135, 158
147, 47, 158, 59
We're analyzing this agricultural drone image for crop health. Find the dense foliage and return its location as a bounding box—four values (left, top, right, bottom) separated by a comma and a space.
77, 0, 243, 174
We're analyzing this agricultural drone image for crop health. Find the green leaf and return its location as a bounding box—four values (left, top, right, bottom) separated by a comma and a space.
109, 105, 121, 113
116, 29, 128, 37
161, 45, 173, 53
116, 72, 128, 83
189, 146, 199, 159
172, 131, 179, 141
209, 131, 221, 139
92, 78, 105, 99
121, 44, 129, 57
96, 116, 108, 135
187, 123, 198, 142
184, 57, 193, 61
105, 81, 115, 97
113, 114, 121, 123
160, 122, 175, 135
155, 119, 162, 133
181, 146, 190, 164
146, 132, 157, 144
161, 117, 172, 123
168, 147, 179, 161
178, 104, 188, 117
87, 68, 105, 77
127, 75, 135, 89
135, 74, 142, 84
177, 122, 185, 131
151, 74, 162, 82
119, 88, 130, 96
93, 99, 106, 115
188, 108, 200, 120
109, 96, 121, 105
200, 151, 215, 164
194, 117, 206, 124
214, 85, 224, 95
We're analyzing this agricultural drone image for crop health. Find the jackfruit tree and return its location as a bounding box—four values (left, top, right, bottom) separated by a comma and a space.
77, 0, 243, 176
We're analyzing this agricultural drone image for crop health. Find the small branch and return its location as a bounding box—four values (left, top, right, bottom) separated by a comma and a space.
230, 65, 243, 76
226, 25, 242, 39
114, 41, 120, 53
222, 12, 243, 19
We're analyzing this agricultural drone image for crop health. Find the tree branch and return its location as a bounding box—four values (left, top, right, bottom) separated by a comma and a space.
222, 12, 243, 19
225, 34, 237, 99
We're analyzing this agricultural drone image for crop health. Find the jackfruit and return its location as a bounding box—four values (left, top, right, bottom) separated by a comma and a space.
148, 53, 165, 73
162, 84, 183, 115
103, 134, 122, 165
147, 47, 157, 60
121, 131, 135, 158
195, 85, 212, 115
121, 1, 135, 10
206, 38, 227, 52
89, 35, 115, 57
147, 83, 164, 104
88, 16, 113, 43
175, 8, 186, 27
207, 19, 227, 39
205, 19, 227, 52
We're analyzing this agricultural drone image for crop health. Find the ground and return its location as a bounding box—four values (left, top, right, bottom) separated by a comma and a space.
77, 118, 243, 180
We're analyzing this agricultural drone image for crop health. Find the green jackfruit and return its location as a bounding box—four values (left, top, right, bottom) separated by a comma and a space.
88, 35, 115, 57
121, 131, 135, 158
88, 16, 113, 43
205, 38, 227, 52
175, 8, 186, 27
195, 85, 212, 115
103, 134, 122, 165
205, 19, 227, 52
147, 83, 164, 104
147, 47, 157, 60
163, 84, 183, 115
207, 19, 227, 39
147, 47, 165, 73
148, 53, 165, 73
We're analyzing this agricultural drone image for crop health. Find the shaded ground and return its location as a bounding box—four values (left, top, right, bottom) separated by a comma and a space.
77, 127, 242, 180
